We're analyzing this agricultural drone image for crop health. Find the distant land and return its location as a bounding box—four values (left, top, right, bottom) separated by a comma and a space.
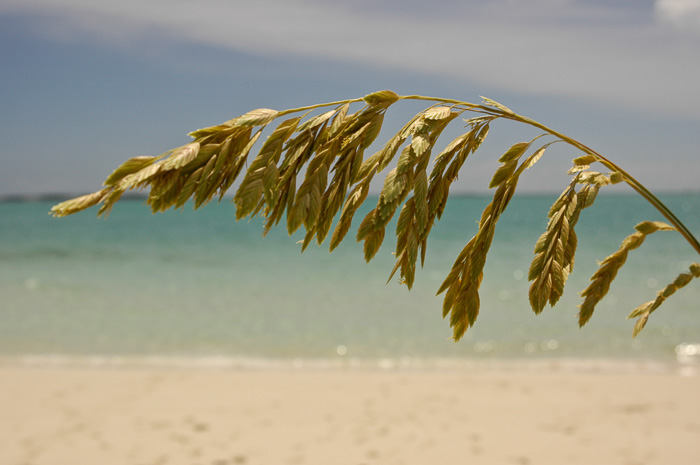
1, 189, 697, 205
0, 192, 148, 204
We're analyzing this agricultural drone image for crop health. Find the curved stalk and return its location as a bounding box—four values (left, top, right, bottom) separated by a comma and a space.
396, 94, 700, 256
50, 89, 698, 338
277, 97, 366, 117
274, 93, 700, 255
504, 112, 700, 256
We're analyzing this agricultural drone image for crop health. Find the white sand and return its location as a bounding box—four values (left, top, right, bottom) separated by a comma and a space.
2, 366, 699, 465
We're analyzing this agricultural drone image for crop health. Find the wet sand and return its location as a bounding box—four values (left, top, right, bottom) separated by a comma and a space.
2, 366, 699, 465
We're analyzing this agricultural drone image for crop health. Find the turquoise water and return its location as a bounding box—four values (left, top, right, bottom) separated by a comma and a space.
1, 193, 699, 369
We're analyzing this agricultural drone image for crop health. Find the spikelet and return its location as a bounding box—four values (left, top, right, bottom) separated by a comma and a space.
481, 97, 515, 115
387, 110, 456, 286
438, 135, 544, 340
357, 106, 456, 263
262, 123, 318, 235
287, 100, 395, 249
363, 90, 400, 106
528, 177, 597, 314
103, 156, 158, 186
428, 119, 492, 224
50, 188, 112, 217
234, 117, 298, 220
49, 90, 698, 341
628, 263, 700, 336
387, 198, 419, 288
309, 104, 390, 247
229, 108, 279, 127
578, 221, 675, 326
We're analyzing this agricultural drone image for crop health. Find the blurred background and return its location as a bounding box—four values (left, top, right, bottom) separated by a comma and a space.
1, 0, 699, 197
1, 0, 699, 369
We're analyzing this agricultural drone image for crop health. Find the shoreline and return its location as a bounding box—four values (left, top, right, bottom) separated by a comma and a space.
2, 352, 698, 376
3, 365, 700, 465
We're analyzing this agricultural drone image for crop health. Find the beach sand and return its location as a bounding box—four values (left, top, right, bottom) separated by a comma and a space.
2, 366, 699, 465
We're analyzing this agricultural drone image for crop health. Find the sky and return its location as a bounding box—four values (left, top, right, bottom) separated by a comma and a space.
1, 0, 699, 197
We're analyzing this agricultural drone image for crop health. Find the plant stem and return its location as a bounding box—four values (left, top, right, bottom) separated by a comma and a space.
397, 94, 700, 255
277, 97, 366, 117
507, 112, 700, 256
273, 92, 700, 256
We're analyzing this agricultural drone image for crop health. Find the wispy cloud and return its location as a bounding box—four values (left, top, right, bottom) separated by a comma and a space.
3, 0, 700, 118
655, 0, 700, 33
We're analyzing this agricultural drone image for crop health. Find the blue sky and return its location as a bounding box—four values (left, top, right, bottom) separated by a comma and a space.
1, 0, 699, 196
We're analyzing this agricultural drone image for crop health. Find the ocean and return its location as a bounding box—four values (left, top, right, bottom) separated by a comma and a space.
1, 193, 699, 372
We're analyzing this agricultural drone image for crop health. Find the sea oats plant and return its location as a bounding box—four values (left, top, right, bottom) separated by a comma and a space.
51, 91, 700, 340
